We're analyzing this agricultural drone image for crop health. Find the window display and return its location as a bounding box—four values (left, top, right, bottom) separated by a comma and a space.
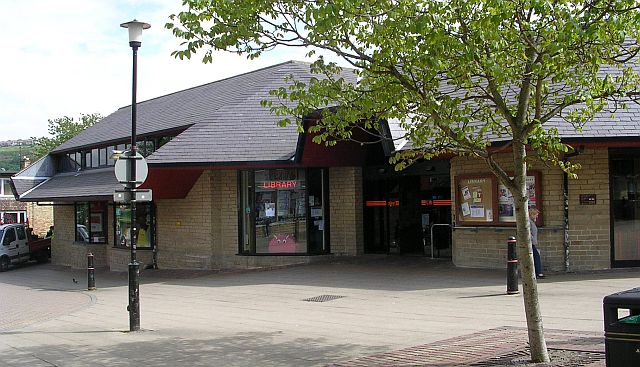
456, 176, 496, 224
240, 168, 328, 255
114, 203, 153, 249
75, 202, 107, 243
455, 172, 542, 226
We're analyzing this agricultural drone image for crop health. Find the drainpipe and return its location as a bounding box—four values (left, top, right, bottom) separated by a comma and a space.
563, 146, 583, 273
563, 171, 570, 272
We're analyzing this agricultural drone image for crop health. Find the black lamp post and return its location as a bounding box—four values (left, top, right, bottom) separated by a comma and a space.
120, 19, 150, 332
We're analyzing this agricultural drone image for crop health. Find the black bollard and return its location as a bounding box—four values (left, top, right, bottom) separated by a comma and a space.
87, 252, 96, 291
507, 236, 519, 295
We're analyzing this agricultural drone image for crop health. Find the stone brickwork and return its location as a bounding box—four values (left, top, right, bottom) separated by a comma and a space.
210, 170, 241, 268
566, 149, 610, 271
50, 205, 108, 269
155, 172, 214, 269
26, 202, 54, 238
329, 167, 364, 256
450, 147, 610, 272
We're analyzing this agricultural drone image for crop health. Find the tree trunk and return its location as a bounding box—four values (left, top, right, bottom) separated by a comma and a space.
512, 139, 550, 363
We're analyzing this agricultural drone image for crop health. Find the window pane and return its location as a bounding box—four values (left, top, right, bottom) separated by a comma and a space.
16, 226, 26, 240
89, 202, 107, 243
115, 203, 152, 249
107, 146, 116, 166
91, 148, 99, 168
2, 213, 18, 224
3, 228, 16, 245
75, 203, 90, 242
254, 169, 307, 254
99, 148, 107, 166
2, 179, 11, 196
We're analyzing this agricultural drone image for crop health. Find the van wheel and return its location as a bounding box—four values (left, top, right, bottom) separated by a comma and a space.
0, 256, 9, 272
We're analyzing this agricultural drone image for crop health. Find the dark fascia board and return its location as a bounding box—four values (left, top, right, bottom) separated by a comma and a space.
51, 125, 193, 155
294, 107, 342, 163
148, 159, 299, 169
295, 109, 323, 163
19, 194, 113, 203
377, 119, 396, 156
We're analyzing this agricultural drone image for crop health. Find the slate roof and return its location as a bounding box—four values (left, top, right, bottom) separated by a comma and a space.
392, 62, 640, 151
147, 61, 357, 165
53, 61, 358, 167
19, 168, 119, 202
9, 155, 56, 199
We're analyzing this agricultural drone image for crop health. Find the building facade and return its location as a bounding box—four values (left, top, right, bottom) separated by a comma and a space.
11, 61, 640, 272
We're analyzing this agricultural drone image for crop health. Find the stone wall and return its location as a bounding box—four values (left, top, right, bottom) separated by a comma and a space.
26, 202, 54, 238
210, 170, 241, 268
450, 147, 610, 272
566, 148, 610, 271
155, 171, 214, 269
329, 167, 364, 255
51, 205, 108, 269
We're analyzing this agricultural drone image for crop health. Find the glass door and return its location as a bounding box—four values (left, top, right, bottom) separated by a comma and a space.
610, 149, 640, 267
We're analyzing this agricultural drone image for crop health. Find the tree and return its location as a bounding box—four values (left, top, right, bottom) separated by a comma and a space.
32, 113, 102, 159
167, 0, 640, 362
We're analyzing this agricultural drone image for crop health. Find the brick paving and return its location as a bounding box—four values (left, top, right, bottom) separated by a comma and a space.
0, 281, 94, 332
328, 327, 604, 366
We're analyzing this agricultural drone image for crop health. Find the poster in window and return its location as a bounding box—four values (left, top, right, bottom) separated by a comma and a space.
90, 213, 103, 232
497, 173, 540, 223
456, 176, 496, 224
264, 203, 276, 217
498, 183, 515, 221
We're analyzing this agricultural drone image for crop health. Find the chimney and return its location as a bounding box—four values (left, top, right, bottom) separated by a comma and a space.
20, 156, 31, 170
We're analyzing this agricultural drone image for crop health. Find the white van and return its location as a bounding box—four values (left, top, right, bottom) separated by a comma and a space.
0, 224, 50, 271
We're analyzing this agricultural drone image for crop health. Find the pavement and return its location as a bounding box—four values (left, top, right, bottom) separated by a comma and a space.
0, 257, 638, 366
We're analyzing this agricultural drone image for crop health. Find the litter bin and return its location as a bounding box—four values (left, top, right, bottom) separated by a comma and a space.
603, 287, 640, 366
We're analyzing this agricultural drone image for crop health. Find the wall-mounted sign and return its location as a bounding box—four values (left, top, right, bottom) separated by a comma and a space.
579, 194, 597, 205
260, 180, 298, 189
456, 176, 496, 224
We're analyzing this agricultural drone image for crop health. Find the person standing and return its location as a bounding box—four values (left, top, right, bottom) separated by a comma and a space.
529, 208, 544, 278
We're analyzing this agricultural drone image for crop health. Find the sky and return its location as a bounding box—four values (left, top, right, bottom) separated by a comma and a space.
0, 0, 316, 141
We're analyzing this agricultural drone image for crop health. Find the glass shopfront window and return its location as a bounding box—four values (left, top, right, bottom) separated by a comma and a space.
114, 203, 154, 249
239, 168, 329, 255
75, 202, 107, 243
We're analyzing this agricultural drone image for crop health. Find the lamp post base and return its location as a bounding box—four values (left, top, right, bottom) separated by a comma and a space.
128, 261, 140, 331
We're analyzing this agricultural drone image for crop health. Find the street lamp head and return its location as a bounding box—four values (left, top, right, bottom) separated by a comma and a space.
120, 19, 151, 46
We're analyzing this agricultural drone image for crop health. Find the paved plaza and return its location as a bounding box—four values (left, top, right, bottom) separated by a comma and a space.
0, 257, 638, 366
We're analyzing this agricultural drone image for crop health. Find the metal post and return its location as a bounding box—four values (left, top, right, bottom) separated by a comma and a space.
507, 236, 519, 294
128, 41, 140, 332
87, 252, 96, 291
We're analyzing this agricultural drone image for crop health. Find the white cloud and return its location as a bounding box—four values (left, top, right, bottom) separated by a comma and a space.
0, 0, 319, 140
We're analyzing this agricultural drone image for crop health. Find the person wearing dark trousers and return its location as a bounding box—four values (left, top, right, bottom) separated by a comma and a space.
529, 208, 544, 279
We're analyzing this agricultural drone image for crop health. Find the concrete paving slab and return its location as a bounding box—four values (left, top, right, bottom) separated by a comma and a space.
0, 258, 638, 366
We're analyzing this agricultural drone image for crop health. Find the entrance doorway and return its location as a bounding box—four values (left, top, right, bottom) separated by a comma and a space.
363, 161, 452, 257
610, 149, 640, 267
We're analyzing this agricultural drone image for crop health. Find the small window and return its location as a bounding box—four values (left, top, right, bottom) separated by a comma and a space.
3, 228, 15, 246
99, 148, 107, 166
16, 226, 26, 241
107, 146, 116, 166
91, 148, 99, 168
1, 179, 12, 197
75, 202, 107, 243
83, 152, 90, 168
114, 203, 154, 249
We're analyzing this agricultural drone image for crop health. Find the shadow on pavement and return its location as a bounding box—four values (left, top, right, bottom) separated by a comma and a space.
1, 257, 639, 293
1, 331, 380, 367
